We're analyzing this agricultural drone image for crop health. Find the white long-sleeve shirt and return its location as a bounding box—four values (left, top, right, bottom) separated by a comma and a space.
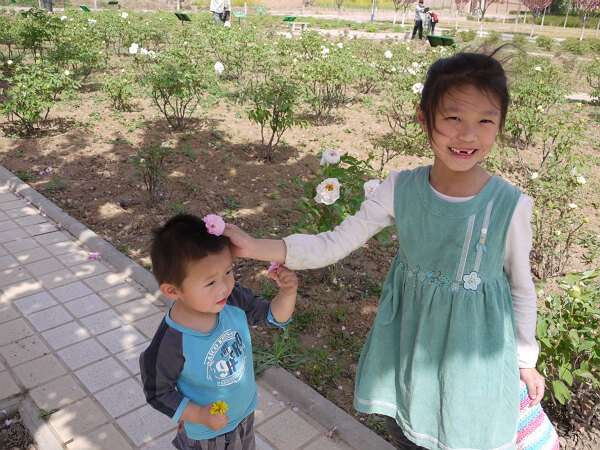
283, 171, 539, 368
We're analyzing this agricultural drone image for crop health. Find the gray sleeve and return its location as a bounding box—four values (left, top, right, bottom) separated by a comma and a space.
227, 284, 276, 328
139, 319, 188, 420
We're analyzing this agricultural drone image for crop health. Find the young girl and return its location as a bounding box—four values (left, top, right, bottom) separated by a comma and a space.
224, 50, 547, 450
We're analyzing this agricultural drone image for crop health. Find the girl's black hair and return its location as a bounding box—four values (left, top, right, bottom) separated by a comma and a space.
419, 47, 510, 139
150, 214, 230, 288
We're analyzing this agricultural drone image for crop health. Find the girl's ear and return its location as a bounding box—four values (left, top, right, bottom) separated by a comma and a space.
416, 105, 427, 132
160, 282, 180, 301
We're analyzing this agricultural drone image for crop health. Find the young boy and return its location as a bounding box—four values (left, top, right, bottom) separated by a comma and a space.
140, 214, 297, 450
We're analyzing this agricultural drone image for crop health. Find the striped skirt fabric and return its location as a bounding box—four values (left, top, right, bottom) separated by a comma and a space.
517, 381, 560, 450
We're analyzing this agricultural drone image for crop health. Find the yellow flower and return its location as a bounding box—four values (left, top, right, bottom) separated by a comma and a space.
210, 401, 229, 415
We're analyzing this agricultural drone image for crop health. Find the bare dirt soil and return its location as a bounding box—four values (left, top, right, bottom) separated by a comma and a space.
0, 27, 598, 448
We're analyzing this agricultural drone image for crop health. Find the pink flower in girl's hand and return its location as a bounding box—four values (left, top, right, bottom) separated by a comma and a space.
268, 262, 283, 274
203, 214, 225, 236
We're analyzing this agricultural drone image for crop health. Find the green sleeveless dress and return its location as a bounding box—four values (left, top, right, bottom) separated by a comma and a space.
354, 166, 522, 450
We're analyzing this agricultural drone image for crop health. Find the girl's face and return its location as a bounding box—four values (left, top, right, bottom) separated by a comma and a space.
418, 84, 501, 176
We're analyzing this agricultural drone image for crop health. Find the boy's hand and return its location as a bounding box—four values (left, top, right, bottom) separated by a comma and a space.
201, 403, 229, 431
268, 266, 298, 291
223, 223, 255, 259
520, 368, 546, 407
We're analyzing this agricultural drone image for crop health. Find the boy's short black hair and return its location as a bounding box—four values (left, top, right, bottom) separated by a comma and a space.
419, 48, 510, 140
150, 214, 230, 288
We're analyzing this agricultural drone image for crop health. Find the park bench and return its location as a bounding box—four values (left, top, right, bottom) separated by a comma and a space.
290, 21, 309, 31
107, 0, 120, 8
427, 34, 455, 47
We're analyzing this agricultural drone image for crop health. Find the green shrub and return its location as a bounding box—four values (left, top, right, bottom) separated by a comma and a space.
484, 30, 502, 44
458, 29, 477, 42
536, 35, 554, 51
583, 57, 600, 100
512, 34, 528, 47
562, 37, 589, 55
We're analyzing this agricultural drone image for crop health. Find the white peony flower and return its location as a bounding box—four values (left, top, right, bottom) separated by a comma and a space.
321, 47, 330, 55
364, 179, 380, 199
121, 12, 128, 19
408, 68, 416, 75
568, 203, 578, 209
129, 43, 139, 54
64, 70, 70, 76
60, 15, 67, 20
531, 172, 538, 180
148, 50, 156, 58
384, 50, 393, 59
576, 176, 586, 185
535, 66, 542, 71
140, 48, 149, 55
7, 60, 13, 65
337, 42, 343, 49
161, 141, 169, 148
214, 61, 224, 76
570, 167, 578, 176
315, 178, 341, 205
88, 18, 97, 25
285, 32, 292, 39
320, 147, 341, 166
224, 21, 231, 27
412, 83, 424, 94
412, 61, 419, 68
537, 105, 543, 111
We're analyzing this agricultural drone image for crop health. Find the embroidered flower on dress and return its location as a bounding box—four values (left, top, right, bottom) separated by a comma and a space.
203, 214, 225, 236
463, 271, 481, 291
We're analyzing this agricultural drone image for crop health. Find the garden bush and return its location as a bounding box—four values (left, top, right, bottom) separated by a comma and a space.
458, 29, 477, 42
562, 37, 589, 55
536, 35, 554, 51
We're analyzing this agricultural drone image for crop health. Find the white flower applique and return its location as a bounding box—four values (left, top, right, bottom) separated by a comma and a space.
463, 271, 481, 291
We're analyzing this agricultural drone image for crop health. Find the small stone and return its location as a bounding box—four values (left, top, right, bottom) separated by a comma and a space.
103, 171, 111, 178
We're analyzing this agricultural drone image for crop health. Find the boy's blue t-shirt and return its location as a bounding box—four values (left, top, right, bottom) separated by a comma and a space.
140, 284, 289, 440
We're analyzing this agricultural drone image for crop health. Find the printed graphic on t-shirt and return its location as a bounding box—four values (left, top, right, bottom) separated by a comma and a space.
204, 329, 247, 387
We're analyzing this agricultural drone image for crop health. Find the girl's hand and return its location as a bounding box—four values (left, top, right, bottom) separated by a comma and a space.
223, 223, 256, 259
520, 368, 546, 407
268, 266, 298, 291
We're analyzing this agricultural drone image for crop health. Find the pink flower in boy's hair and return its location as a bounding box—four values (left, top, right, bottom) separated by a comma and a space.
268, 262, 283, 274
203, 214, 225, 236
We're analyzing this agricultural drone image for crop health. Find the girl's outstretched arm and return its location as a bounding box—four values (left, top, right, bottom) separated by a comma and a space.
223, 223, 286, 262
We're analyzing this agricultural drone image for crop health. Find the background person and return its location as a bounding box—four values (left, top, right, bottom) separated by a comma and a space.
412, 0, 426, 40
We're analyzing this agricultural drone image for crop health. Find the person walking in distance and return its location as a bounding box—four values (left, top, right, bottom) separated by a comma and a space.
412, 0, 426, 40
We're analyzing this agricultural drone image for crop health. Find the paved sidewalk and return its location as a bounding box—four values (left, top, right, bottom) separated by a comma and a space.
0, 167, 393, 450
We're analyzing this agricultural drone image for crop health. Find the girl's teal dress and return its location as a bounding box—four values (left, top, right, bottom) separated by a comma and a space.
354, 166, 522, 449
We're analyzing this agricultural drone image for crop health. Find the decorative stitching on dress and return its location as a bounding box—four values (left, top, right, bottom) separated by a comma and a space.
401, 262, 462, 292
456, 214, 475, 282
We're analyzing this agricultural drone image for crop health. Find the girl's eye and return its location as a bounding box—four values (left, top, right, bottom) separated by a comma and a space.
226, 269, 232, 276
480, 119, 494, 124
206, 281, 215, 287
446, 116, 459, 121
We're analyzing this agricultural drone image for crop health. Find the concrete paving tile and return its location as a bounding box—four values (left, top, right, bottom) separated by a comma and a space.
42, 322, 90, 350
97, 325, 146, 353
256, 409, 320, 449
63, 294, 109, 318
24, 257, 65, 277
0, 193, 16, 203
70, 260, 110, 278
45, 239, 81, 256
0, 266, 30, 285
38, 268, 78, 289
0, 370, 21, 400
15, 246, 52, 265
255, 388, 287, 425
29, 374, 86, 410
5, 206, 38, 219
303, 436, 347, 450
55, 249, 91, 267
140, 432, 178, 450
0, 243, 7, 256
116, 298, 161, 322
0, 227, 29, 242
66, 423, 134, 450
34, 230, 70, 246
13, 353, 67, 389
0, 253, 18, 269
0, 334, 51, 367
0, 279, 43, 304
115, 342, 147, 375
83, 272, 127, 292
2, 200, 32, 211
0, 318, 34, 346
51, 281, 93, 303
134, 313, 165, 339
95, 378, 146, 418
48, 397, 109, 444
58, 338, 109, 370
4, 237, 39, 253
255, 434, 276, 450
0, 218, 19, 232
99, 284, 142, 306
24, 222, 57, 236
0, 303, 19, 324
116, 404, 177, 446
13, 291, 57, 315
80, 309, 127, 335
14, 214, 46, 227
26, 304, 73, 332
75, 357, 128, 393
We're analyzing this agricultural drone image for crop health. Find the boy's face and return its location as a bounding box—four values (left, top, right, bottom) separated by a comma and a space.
164, 246, 235, 316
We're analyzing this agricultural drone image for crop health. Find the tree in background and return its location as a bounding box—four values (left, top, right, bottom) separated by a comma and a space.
522, 0, 553, 36
392, 0, 414, 26
573, 0, 600, 39
336, 0, 344, 17
455, 0, 470, 28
